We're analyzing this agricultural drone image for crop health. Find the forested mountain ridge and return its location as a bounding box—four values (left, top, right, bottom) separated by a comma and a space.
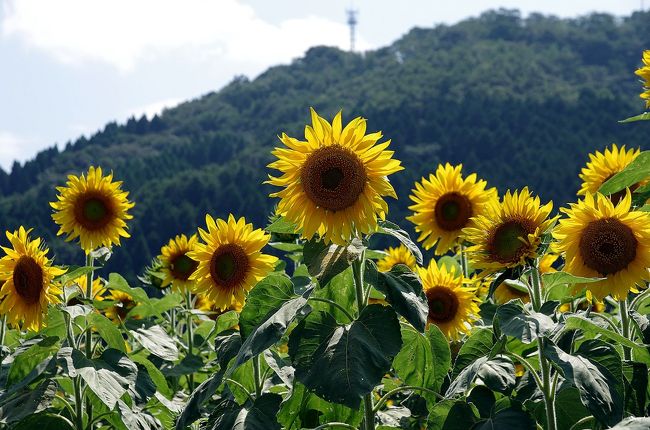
1, 9, 649, 278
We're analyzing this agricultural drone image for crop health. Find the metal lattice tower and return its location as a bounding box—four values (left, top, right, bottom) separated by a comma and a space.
346, 9, 358, 52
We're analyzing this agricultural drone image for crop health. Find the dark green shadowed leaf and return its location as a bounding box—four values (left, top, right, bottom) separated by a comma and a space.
375, 220, 423, 264
610, 417, 650, 429
289, 304, 402, 408
204, 393, 282, 430
367, 260, 428, 332
239, 274, 295, 339
453, 327, 494, 377
0, 380, 57, 424
303, 238, 364, 287
393, 325, 434, 389
7, 336, 59, 386
13, 412, 75, 430
426, 400, 479, 430
496, 301, 555, 344
175, 370, 225, 430
472, 406, 536, 430
446, 356, 515, 397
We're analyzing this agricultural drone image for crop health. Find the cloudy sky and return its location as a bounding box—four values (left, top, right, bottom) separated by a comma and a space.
0, 0, 643, 171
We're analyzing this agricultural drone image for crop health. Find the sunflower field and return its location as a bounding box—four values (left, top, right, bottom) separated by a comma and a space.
0, 53, 649, 430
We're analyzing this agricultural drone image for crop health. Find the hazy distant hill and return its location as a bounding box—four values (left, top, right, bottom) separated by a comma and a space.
1, 9, 649, 278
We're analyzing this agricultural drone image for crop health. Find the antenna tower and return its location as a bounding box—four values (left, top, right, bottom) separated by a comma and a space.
346, 9, 358, 52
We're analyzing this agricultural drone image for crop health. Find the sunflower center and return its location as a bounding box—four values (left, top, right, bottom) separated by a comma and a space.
488, 219, 535, 264
210, 244, 250, 288
425, 286, 459, 324
74, 194, 114, 231
300, 146, 367, 212
116, 298, 134, 320
434, 192, 473, 231
13, 256, 44, 305
579, 218, 637, 275
171, 253, 198, 280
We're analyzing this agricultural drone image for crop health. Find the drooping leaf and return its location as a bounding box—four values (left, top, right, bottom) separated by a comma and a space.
446, 356, 515, 397
13, 413, 75, 430
303, 238, 363, 287
496, 301, 555, 344
0, 380, 57, 424
175, 370, 225, 430
7, 336, 59, 386
565, 315, 644, 350
610, 417, 650, 429
88, 312, 126, 352
204, 393, 282, 430
289, 304, 402, 408
375, 220, 423, 264
130, 324, 179, 361
542, 271, 603, 291
106, 272, 150, 303
367, 260, 428, 332
131, 355, 172, 398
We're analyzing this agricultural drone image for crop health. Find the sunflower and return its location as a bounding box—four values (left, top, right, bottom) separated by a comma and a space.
104, 290, 137, 322
464, 188, 556, 275
189, 214, 277, 310
578, 144, 643, 204
267, 109, 403, 245
493, 282, 530, 305
558, 300, 605, 313
635, 50, 650, 109
66, 275, 105, 305
552, 191, 650, 300
0, 227, 65, 330
539, 253, 559, 274
408, 163, 497, 254
159, 234, 199, 293
418, 260, 481, 340
377, 245, 417, 272
195, 294, 242, 320
51, 166, 135, 252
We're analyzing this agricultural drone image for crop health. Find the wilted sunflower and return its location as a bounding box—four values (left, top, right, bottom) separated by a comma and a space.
0, 227, 65, 330
189, 214, 277, 310
578, 144, 643, 204
408, 163, 497, 254
159, 234, 199, 293
553, 191, 650, 300
104, 290, 137, 322
377, 245, 417, 272
418, 261, 481, 340
464, 188, 556, 275
635, 50, 650, 109
51, 166, 135, 252
267, 109, 403, 245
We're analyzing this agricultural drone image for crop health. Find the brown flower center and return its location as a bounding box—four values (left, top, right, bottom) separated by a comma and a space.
434, 192, 473, 231
170, 253, 198, 281
426, 286, 459, 324
579, 218, 637, 275
115, 297, 134, 320
13, 256, 44, 305
300, 146, 367, 212
487, 219, 535, 264
73, 193, 114, 231
210, 244, 250, 289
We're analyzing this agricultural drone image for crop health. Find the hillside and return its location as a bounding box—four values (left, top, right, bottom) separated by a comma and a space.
1, 9, 649, 278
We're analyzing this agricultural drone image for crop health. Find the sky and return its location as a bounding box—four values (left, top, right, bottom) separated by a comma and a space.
0, 0, 644, 171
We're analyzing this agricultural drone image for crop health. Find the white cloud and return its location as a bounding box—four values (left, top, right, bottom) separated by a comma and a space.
126, 97, 182, 119
0, 0, 369, 72
0, 131, 45, 171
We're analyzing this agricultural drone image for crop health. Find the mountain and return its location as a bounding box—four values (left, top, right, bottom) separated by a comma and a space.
1, 9, 649, 279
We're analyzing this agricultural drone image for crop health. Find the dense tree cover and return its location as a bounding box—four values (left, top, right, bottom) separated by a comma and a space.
1, 9, 649, 279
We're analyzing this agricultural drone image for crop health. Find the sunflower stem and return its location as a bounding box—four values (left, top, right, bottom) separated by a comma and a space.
531, 263, 557, 430
84, 253, 94, 428
185, 291, 195, 392
459, 243, 469, 278
253, 354, 262, 398
0, 315, 6, 356
619, 298, 632, 361
352, 250, 374, 430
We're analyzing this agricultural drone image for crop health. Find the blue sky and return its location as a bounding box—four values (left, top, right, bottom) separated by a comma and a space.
0, 0, 643, 171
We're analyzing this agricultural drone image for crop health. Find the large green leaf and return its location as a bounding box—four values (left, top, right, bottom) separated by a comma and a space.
175, 370, 225, 430
599, 150, 650, 195
204, 393, 282, 430
106, 273, 150, 303
393, 326, 434, 388
88, 313, 126, 352
130, 324, 179, 361
446, 356, 515, 397
303, 238, 363, 287
0, 380, 57, 424
453, 328, 494, 377
367, 261, 428, 332
543, 340, 623, 427
610, 417, 650, 429
542, 271, 603, 290
13, 413, 75, 430
289, 304, 402, 408
58, 347, 138, 409
131, 355, 172, 398
565, 315, 643, 350
472, 407, 536, 430
375, 220, 423, 264
428, 324, 452, 391
239, 274, 296, 339
496, 301, 555, 344
553, 387, 591, 430
426, 400, 479, 430
310, 266, 357, 323
623, 361, 648, 416
7, 336, 59, 386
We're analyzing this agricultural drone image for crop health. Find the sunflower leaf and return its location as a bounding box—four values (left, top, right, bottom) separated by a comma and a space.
130, 325, 179, 361
598, 150, 650, 195
496, 301, 555, 344
619, 112, 650, 123
288, 305, 402, 408
375, 220, 423, 264
204, 393, 282, 430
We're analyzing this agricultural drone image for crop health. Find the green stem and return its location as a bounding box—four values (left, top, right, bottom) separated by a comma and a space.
504, 352, 544, 390
0, 314, 7, 357
373, 385, 443, 413
531, 265, 557, 430
253, 355, 262, 398
185, 292, 195, 391
619, 298, 632, 361
569, 416, 594, 430
459, 243, 469, 278
311, 423, 358, 430
352, 251, 374, 430
309, 297, 355, 322
63, 310, 84, 430
225, 378, 256, 404
630, 286, 650, 310
84, 253, 94, 428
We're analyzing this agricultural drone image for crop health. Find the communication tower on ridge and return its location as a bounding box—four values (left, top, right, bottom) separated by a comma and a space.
347, 9, 358, 52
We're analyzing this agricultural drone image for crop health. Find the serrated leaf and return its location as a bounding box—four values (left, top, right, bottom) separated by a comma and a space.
565, 315, 644, 350
289, 304, 402, 408
130, 324, 178, 361
496, 301, 555, 343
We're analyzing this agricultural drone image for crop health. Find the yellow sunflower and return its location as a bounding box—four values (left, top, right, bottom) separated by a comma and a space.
464, 187, 556, 275
189, 214, 278, 310
0, 227, 65, 331
51, 166, 135, 252
635, 50, 650, 109
539, 253, 559, 274
104, 290, 137, 322
494, 282, 530, 305
552, 191, 650, 300
195, 294, 242, 320
66, 275, 105, 305
558, 300, 605, 313
408, 163, 497, 254
377, 245, 417, 272
267, 108, 403, 245
159, 234, 199, 293
578, 144, 643, 204
418, 260, 481, 340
